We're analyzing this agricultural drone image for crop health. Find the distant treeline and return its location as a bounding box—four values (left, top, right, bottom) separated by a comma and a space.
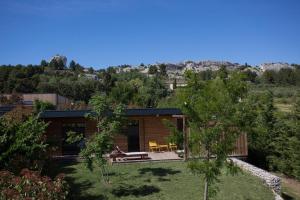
0, 61, 168, 107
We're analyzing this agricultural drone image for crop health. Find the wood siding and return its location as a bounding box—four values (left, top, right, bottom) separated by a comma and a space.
43, 116, 248, 157
230, 133, 248, 157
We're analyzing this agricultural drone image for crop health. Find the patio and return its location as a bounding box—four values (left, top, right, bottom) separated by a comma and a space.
111, 151, 183, 163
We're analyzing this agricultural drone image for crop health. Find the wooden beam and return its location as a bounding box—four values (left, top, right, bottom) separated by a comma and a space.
172, 115, 185, 118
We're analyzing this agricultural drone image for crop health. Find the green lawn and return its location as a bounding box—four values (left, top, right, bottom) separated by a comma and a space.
49, 161, 274, 200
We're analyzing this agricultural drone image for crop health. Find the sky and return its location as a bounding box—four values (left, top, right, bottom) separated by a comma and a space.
0, 0, 300, 68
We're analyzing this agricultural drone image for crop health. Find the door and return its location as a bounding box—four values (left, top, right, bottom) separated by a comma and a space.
127, 120, 140, 152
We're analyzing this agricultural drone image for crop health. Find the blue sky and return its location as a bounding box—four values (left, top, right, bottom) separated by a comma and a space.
0, 0, 300, 68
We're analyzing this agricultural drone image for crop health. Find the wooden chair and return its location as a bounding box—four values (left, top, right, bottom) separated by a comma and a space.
169, 143, 177, 151
159, 143, 169, 151
149, 140, 160, 152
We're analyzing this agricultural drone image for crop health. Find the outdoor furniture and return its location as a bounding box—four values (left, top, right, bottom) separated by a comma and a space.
109, 146, 149, 161
169, 143, 177, 151
149, 141, 160, 152
109, 146, 126, 161
158, 144, 169, 151
122, 152, 149, 160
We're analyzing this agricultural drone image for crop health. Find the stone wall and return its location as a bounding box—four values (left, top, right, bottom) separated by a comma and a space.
231, 158, 283, 200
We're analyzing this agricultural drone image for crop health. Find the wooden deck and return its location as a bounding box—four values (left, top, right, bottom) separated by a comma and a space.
111, 151, 183, 163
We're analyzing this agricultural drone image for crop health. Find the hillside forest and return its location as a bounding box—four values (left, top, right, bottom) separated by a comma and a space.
1, 59, 300, 181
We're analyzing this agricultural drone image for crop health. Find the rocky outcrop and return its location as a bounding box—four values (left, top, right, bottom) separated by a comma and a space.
259, 62, 294, 72
50, 54, 67, 66
114, 60, 298, 80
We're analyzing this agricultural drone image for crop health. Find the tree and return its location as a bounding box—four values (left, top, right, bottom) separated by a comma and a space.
68, 94, 125, 183
217, 65, 228, 80
267, 99, 300, 179
148, 65, 158, 75
291, 99, 300, 178
48, 59, 65, 70
69, 60, 76, 71
178, 71, 249, 199
247, 91, 277, 169
0, 115, 48, 172
33, 100, 55, 113
69, 60, 84, 72
173, 78, 177, 90
262, 70, 277, 84
88, 67, 94, 74
40, 60, 48, 67
159, 64, 167, 76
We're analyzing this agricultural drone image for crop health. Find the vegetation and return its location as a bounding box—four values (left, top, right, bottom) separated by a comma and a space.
0, 105, 68, 199
67, 94, 125, 183
47, 161, 274, 200
260, 68, 300, 85
0, 114, 48, 173
33, 99, 55, 113
0, 168, 68, 200
1, 60, 300, 198
170, 71, 249, 199
0, 62, 168, 106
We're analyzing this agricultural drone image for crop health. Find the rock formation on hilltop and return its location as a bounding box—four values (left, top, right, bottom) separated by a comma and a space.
259, 62, 294, 72
49, 54, 67, 67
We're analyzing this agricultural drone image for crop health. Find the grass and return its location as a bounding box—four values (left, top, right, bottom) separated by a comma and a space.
282, 186, 300, 200
272, 173, 300, 200
48, 160, 275, 200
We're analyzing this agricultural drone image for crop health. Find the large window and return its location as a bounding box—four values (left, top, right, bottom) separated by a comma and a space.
62, 123, 85, 155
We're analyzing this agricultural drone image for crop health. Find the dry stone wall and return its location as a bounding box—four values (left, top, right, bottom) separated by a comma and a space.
231, 158, 283, 200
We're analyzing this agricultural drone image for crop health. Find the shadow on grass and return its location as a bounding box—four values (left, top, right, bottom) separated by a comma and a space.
44, 160, 109, 200
282, 192, 295, 200
112, 184, 160, 197
139, 167, 181, 177
157, 177, 171, 182
66, 178, 109, 200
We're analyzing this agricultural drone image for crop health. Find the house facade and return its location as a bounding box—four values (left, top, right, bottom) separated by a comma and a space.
1, 93, 71, 109
40, 108, 248, 157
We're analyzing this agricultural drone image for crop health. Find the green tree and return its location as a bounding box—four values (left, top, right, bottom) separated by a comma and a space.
68, 94, 125, 183
159, 64, 167, 76
69, 60, 76, 71
267, 99, 300, 179
247, 91, 277, 169
217, 65, 228, 80
291, 99, 300, 178
33, 100, 55, 113
262, 70, 277, 84
148, 65, 158, 75
0, 115, 48, 172
178, 71, 249, 199
88, 67, 94, 74
40, 60, 48, 67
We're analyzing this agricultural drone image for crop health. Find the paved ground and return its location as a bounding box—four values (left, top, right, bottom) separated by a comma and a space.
112, 151, 182, 163
148, 151, 182, 161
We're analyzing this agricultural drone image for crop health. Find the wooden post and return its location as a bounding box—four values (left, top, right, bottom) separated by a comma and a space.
183, 116, 188, 161
172, 114, 188, 161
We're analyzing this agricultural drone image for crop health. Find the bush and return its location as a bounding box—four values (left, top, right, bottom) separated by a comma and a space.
0, 168, 69, 200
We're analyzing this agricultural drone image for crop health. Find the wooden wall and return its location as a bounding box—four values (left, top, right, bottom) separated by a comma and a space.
230, 133, 248, 157
43, 116, 248, 157
137, 116, 176, 152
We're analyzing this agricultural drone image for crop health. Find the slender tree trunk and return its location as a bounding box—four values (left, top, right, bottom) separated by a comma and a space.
204, 178, 208, 200
203, 148, 210, 200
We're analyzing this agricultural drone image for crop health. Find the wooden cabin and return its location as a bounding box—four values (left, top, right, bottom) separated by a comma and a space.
39, 108, 248, 157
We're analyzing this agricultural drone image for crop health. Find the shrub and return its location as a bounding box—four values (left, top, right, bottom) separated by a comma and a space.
0, 169, 69, 200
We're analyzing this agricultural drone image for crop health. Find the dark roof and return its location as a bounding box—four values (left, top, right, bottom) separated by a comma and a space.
0, 106, 15, 117
39, 108, 182, 119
